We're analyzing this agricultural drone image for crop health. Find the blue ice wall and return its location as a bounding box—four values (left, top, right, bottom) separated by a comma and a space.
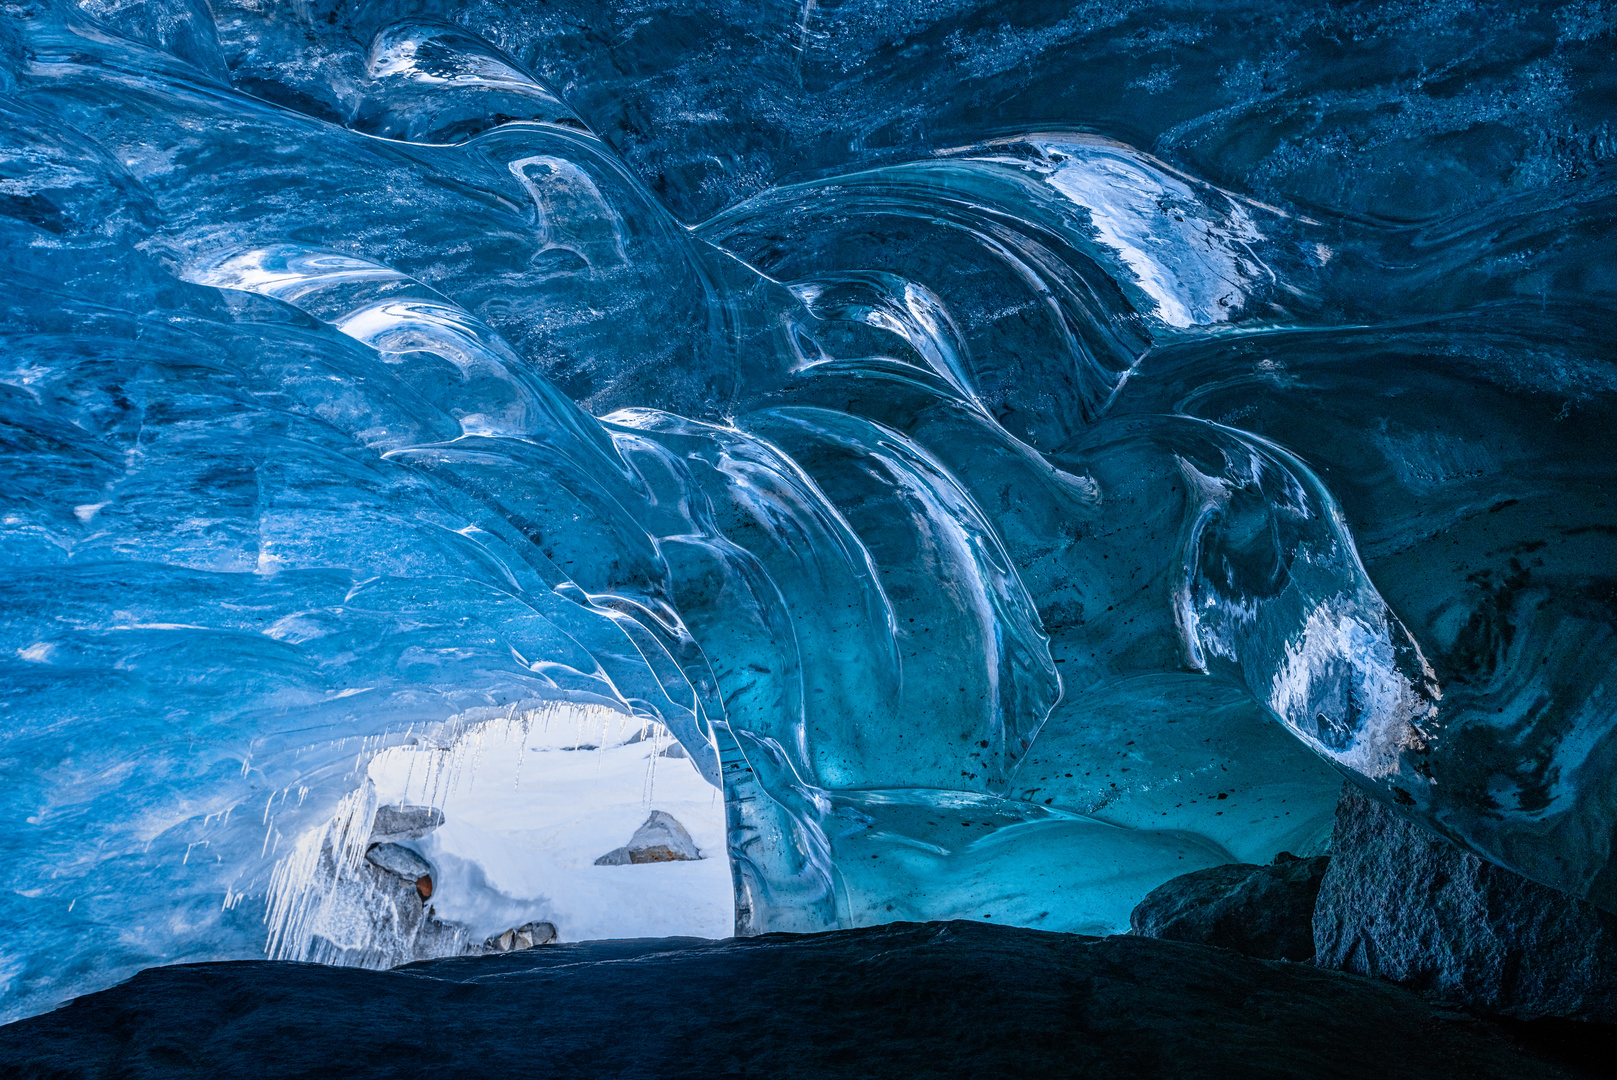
0, 0, 1613, 1020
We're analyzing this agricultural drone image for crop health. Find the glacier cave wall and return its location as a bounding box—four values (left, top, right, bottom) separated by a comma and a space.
0, 0, 1612, 1021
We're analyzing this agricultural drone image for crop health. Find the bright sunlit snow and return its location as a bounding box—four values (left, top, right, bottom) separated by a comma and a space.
367, 704, 731, 943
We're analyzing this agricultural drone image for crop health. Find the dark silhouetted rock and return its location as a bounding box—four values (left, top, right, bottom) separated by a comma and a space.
1314, 784, 1617, 1022
369, 804, 444, 844
595, 810, 702, 865
1129, 852, 1329, 961
0, 922, 1580, 1079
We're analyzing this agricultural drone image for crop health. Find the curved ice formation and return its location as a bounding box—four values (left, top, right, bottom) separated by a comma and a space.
1, 0, 1614, 1021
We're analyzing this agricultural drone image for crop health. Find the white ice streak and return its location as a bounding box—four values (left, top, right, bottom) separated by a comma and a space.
368, 21, 541, 89
1035, 139, 1267, 329
1267, 606, 1427, 779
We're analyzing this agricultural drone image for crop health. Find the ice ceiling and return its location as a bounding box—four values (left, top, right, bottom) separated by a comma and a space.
1, 0, 1614, 1021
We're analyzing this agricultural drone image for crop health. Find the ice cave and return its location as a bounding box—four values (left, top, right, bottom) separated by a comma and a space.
0, 0, 1614, 1075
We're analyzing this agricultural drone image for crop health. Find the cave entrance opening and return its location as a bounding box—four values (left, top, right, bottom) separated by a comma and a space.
268, 701, 731, 967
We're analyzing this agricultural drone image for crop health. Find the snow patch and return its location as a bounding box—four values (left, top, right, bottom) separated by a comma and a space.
369, 703, 731, 944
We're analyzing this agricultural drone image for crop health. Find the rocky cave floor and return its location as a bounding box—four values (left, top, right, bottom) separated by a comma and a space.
0, 920, 1610, 1080
6, 784, 1617, 1078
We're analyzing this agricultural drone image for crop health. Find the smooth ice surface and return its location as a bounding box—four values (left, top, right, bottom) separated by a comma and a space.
1, 0, 1614, 1022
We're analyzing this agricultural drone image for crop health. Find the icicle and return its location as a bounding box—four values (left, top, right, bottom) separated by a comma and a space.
263, 781, 378, 961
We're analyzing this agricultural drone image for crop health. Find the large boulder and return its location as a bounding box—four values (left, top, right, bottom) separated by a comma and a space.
1313, 785, 1617, 1022
595, 811, 702, 865
1129, 852, 1329, 961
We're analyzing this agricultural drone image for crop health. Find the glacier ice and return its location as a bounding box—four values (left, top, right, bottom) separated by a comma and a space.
0, 0, 1614, 1021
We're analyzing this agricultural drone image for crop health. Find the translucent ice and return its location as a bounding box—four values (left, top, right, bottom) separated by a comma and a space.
1, 0, 1614, 1021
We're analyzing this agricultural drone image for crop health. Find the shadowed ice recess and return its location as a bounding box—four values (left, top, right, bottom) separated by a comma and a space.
0, 0, 1613, 1023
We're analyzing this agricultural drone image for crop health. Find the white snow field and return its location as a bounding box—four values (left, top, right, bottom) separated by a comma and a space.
367, 703, 732, 945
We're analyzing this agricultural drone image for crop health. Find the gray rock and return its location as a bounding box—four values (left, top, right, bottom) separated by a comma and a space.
366, 842, 432, 884
621, 723, 662, 745
486, 921, 558, 953
1313, 784, 1617, 1022
594, 810, 702, 866
1129, 852, 1329, 961
370, 803, 444, 844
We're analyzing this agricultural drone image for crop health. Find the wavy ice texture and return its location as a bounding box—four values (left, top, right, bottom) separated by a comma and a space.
1, 0, 1614, 1022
